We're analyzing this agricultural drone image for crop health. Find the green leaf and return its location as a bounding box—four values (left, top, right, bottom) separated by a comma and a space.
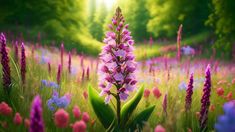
128, 105, 156, 131
120, 86, 144, 127
88, 85, 116, 129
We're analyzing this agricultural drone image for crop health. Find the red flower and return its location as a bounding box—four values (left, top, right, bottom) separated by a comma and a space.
54, 109, 69, 128
73, 121, 86, 132
144, 89, 151, 98
152, 88, 162, 99
209, 104, 215, 112
83, 91, 88, 100
226, 92, 233, 101
73, 105, 81, 119
0, 102, 12, 116
216, 88, 224, 96
13, 112, 22, 125
82, 112, 90, 123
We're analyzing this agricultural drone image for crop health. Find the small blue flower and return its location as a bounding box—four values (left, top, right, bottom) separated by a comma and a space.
49, 82, 60, 89
41, 80, 48, 86
178, 82, 187, 90
47, 90, 71, 111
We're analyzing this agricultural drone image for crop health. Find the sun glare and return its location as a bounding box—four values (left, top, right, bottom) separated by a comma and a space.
97, 0, 116, 9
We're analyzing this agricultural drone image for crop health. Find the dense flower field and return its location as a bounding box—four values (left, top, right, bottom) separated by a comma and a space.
0, 8, 235, 132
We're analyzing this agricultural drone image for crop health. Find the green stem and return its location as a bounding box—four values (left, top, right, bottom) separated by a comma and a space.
116, 94, 121, 127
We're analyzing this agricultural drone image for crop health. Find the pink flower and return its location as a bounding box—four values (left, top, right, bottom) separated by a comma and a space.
73, 105, 81, 119
216, 88, 224, 96
13, 112, 22, 125
232, 78, 235, 84
226, 92, 233, 101
144, 89, 151, 98
73, 121, 86, 132
83, 91, 88, 100
54, 109, 69, 128
0, 102, 12, 116
154, 125, 166, 132
24, 118, 30, 128
82, 112, 90, 123
152, 88, 162, 99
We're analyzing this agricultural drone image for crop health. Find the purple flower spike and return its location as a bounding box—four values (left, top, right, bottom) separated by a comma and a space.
98, 7, 137, 103
199, 64, 211, 130
185, 73, 194, 111
0, 33, 11, 92
30, 95, 44, 132
162, 93, 167, 116
57, 64, 62, 84
21, 42, 26, 84
48, 62, 51, 75
14, 41, 19, 62
68, 52, 71, 74
86, 67, 90, 80
60, 43, 64, 68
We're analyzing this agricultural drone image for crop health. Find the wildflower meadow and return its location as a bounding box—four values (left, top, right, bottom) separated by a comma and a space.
0, 1, 235, 132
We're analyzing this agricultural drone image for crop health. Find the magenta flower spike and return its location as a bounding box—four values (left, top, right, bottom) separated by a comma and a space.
30, 95, 44, 132
162, 93, 167, 116
48, 62, 51, 75
185, 73, 194, 111
199, 64, 211, 130
57, 64, 62, 84
21, 42, 26, 84
86, 67, 90, 80
60, 43, 64, 68
14, 41, 19, 62
68, 52, 71, 74
81, 68, 85, 81
177, 24, 183, 61
0, 33, 11, 93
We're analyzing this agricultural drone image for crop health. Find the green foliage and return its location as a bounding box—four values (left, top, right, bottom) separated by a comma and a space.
88, 85, 116, 129
88, 0, 108, 41
120, 86, 144, 127
147, 0, 210, 38
128, 105, 156, 131
206, 0, 235, 58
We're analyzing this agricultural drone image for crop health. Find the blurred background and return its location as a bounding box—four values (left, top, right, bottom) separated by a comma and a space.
0, 0, 234, 60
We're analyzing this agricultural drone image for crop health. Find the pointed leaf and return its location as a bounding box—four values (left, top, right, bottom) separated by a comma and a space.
128, 105, 155, 131
120, 86, 144, 127
88, 85, 116, 129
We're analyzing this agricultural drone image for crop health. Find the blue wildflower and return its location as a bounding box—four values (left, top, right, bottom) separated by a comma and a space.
41, 80, 48, 86
49, 82, 59, 89
215, 100, 235, 132
47, 91, 71, 111
178, 82, 187, 90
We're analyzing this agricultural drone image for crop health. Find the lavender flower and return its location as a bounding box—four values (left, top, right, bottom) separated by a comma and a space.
215, 100, 235, 132
81, 68, 85, 81
98, 7, 137, 103
199, 64, 211, 130
0, 33, 11, 92
30, 95, 44, 132
47, 90, 71, 111
177, 24, 183, 61
14, 41, 19, 62
48, 62, 51, 75
60, 43, 64, 68
185, 73, 194, 111
57, 64, 62, 84
178, 82, 187, 91
162, 93, 167, 116
68, 51, 71, 74
21, 42, 26, 84
86, 67, 90, 80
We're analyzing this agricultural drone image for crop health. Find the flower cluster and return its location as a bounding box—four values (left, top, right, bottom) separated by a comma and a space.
0, 102, 12, 116
21, 42, 26, 84
47, 91, 71, 111
41, 80, 59, 89
185, 73, 194, 111
98, 7, 137, 103
215, 100, 235, 132
199, 64, 211, 130
0, 33, 11, 92
30, 95, 44, 132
